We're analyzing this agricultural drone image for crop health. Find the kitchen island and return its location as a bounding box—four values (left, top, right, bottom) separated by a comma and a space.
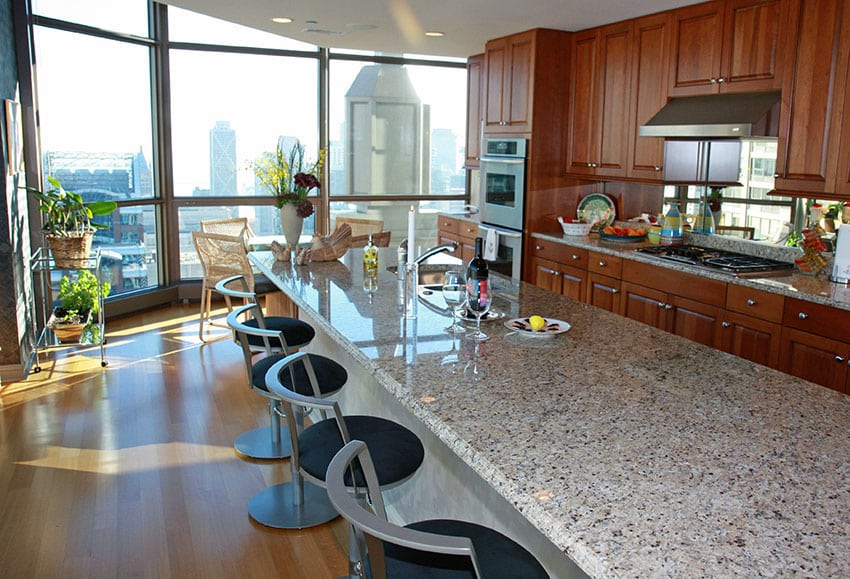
251, 248, 850, 578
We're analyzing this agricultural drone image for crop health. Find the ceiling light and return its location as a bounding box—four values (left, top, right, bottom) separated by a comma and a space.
425, 31, 445, 37
271, 17, 293, 24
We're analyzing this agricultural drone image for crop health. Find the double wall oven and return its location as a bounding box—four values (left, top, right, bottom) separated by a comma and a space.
478, 138, 527, 280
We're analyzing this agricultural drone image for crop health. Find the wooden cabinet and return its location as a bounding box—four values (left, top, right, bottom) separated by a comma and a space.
719, 285, 783, 367
668, 0, 785, 96
438, 216, 478, 264
465, 54, 484, 168
587, 273, 621, 312
566, 22, 633, 178
484, 31, 534, 133
627, 13, 671, 180
530, 240, 588, 301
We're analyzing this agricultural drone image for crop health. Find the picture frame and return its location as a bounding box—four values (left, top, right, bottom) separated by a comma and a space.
5, 99, 23, 175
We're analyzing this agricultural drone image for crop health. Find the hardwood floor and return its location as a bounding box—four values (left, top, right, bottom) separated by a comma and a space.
0, 304, 349, 578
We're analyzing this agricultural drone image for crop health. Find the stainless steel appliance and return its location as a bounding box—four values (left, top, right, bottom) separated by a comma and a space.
636, 245, 795, 277
479, 138, 526, 232
477, 223, 522, 280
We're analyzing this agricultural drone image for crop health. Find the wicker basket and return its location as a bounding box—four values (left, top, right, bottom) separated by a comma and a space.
47, 232, 93, 269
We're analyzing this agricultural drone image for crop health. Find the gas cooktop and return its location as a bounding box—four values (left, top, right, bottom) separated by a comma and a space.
636, 245, 796, 277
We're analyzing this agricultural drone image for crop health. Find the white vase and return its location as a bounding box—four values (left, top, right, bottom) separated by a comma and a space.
280, 204, 304, 252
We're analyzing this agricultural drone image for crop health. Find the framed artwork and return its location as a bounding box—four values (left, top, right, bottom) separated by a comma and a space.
5, 99, 23, 175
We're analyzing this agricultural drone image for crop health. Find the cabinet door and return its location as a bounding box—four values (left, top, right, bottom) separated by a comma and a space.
830, 5, 850, 199
779, 327, 850, 393
668, 1, 725, 96
505, 32, 534, 130
566, 29, 599, 175
628, 13, 670, 180
774, 0, 844, 193
596, 22, 632, 178
587, 273, 621, 313
720, 311, 781, 368
668, 295, 724, 349
560, 264, 587, 302
531, 257, 563, 293
620, 281, 667, 328
465, 54, 484, 167
721, 0, 786, 91
484, 38, 508, 130
438, 230, 460, 253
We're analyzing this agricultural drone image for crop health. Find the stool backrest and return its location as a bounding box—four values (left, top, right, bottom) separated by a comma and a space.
215, 274, 262, 318
327, 440, 482, 578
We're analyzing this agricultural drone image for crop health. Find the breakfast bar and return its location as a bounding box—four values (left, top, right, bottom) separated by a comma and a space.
251, 248, 850, 578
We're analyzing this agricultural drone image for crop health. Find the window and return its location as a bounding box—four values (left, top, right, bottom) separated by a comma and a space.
32, 0, 149, 36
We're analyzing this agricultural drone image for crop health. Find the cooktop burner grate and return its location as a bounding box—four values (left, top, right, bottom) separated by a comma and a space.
636, 245, 795, 276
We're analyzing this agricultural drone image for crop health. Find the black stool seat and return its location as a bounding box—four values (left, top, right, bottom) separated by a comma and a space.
243, 316, 315, 350
385, 519, 549, 578
299, 416, 425, 485
252, 353, 346, 396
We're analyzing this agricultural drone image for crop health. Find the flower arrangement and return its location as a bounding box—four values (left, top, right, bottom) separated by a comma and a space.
707, 187, 723, 213
252, 140, 325, 218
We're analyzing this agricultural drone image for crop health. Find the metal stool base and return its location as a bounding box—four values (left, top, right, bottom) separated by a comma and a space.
234, 426, 291, 460
248, 482, 339, 529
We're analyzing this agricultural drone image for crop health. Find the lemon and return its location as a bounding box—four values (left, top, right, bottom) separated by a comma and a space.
528, 315, 546, 332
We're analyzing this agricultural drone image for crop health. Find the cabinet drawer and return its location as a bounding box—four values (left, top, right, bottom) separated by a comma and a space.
588, 251, 623, 277
622, 259, 726, 307
783, 298, 850, 344
726, 284, 784, 323
458, 221, 478, 240
437, 216, 460, 235
530, 240, 587, 267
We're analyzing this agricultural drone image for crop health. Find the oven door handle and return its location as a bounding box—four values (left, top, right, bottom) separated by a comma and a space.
479, 225, 522, 239
479, 156, 525, 165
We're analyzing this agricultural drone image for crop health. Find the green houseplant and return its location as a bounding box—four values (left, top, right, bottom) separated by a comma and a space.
25, 176, 117, 268
49, 269, 111, 342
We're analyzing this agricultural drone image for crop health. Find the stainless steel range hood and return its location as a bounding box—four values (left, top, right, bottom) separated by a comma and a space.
639, 91, 781, 138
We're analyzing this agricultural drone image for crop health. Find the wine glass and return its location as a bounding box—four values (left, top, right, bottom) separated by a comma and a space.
441, 270, 467, 334
466, 279, 491, 342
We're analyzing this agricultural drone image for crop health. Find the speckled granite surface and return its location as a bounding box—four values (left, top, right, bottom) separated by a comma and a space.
533, 231, 850, 312
251, 248, 850, 578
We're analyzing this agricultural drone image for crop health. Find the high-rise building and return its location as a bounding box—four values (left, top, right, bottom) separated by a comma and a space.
210, 120, 237, 197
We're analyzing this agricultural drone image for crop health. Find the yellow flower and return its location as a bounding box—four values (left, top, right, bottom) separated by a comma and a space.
252, 140, 325, 216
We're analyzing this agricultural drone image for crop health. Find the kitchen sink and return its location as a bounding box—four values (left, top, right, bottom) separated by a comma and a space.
386, 264, 461, 286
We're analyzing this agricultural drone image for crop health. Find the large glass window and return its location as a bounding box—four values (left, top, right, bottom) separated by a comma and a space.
32, 0, 149, 36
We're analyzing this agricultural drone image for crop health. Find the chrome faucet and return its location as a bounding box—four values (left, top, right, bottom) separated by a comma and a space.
412, 242, 456, 265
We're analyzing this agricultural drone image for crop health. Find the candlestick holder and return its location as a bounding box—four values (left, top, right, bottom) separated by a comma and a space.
403, 262, 418, 319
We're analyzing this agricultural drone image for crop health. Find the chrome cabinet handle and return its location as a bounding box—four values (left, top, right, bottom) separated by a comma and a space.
612, 289, 619, 294
466, 227, 475, 234
657, 302, 666, 308
836, 355, 845, 363
654, 165, 661, 172
746, 299, 756, 306
722, 321, 730, 328
535, 245, 543, 251
598, 261, 607, 267
571, 254, 580, 260
717, 77, 725, 83
665, 304, 673, 310
709, 77, 717, 84
798, 312, 809, 319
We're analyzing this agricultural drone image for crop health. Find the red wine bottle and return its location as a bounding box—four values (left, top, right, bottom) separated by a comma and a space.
466, 237, 489, 312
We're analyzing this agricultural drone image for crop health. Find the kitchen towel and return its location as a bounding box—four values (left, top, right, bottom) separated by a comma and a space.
483, 228, 498, 261
831, 225, 850, 283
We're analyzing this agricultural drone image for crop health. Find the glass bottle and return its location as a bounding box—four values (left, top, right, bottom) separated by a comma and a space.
660, 202, 684, 246
363, 233, 378, 277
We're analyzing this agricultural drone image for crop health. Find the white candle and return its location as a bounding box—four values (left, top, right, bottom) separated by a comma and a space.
407, 205, 415, 264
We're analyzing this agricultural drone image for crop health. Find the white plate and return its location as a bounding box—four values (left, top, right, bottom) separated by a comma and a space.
504, 317, 571, 337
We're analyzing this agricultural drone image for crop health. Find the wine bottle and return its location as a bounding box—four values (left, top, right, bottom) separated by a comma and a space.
363, 233, 378, 277
466, 237, 489, 312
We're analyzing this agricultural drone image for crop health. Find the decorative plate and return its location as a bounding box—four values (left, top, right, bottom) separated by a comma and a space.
504, 317, 571, 337
460, 309, 506, 322
577, 193, 616, 229
598, 231, 648, 243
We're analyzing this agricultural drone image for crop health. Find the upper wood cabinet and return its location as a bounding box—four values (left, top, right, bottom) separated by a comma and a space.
483, 29, 571, 136
626, 12, 671, 180
774, 0, 847, 195
668, 0, 786, 96
465, 54, 484, 168
565, 22, 633, 178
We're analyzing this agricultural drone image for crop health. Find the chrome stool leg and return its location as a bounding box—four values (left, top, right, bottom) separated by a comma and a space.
234, 400, 291, 460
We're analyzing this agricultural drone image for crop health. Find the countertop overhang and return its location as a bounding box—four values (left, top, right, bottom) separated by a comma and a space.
250, 248, 850, 578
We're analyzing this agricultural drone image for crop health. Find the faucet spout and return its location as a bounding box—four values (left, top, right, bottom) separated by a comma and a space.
413, 243, 457, 265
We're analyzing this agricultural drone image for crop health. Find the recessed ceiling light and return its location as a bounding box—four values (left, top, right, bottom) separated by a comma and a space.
271, 17, 293, 24
425, 31, 445, 37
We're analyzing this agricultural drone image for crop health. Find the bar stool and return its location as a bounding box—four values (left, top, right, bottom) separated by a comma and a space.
215, 275, 315, 353
327, 440, 549, 578
226, 305, 346, 460
256, 353, 425, 533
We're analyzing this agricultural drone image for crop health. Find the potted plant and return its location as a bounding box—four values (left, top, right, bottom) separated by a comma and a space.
25, 176, 117, 268
48, 269, 111, 343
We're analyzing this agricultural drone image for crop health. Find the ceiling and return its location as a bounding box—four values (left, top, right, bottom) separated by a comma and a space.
160, 0, 703, 59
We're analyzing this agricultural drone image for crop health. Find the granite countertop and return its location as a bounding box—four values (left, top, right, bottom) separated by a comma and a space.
532, 231, 850, 312
250, 248, 850, 578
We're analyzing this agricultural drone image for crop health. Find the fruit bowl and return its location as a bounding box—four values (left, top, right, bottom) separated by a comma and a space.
558, 217, 593, 236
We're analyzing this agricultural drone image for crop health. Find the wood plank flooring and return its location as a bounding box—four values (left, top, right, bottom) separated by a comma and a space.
0, 304, 349, 578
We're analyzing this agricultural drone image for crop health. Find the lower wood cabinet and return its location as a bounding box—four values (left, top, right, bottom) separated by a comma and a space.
437, 216, 478, 264
779, 328, 850, 394
587, 273, 621, 312
531, 256, 587, 301
719, 311, 782, 368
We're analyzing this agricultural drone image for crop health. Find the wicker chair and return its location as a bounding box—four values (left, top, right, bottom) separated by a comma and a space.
192, 231, 254, 342
334, 216, 384, 238
200, 217, 254, 246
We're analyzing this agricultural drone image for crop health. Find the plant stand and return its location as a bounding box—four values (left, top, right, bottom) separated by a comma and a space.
29, 247, 107, 373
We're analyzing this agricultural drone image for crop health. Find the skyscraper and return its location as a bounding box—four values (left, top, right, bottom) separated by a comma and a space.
210, 121, 237, 197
